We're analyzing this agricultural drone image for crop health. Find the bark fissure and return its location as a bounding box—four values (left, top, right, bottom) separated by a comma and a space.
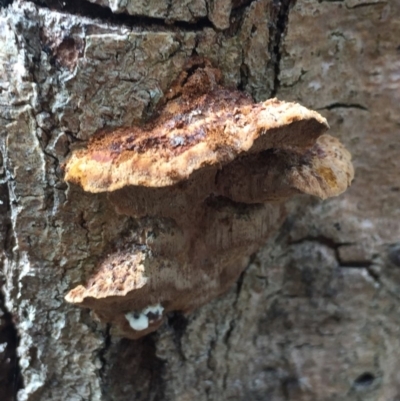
317, 103, 368, 111
98, 324, 111, 385
0, 0, 13, 9
31, 0, 215, 31
166, 312, 188, 362
269, 0, 296, 97
222, 268, 246, 391
346, 1, 387, 9
0, 290, 23, 401
289, 236, 383, 287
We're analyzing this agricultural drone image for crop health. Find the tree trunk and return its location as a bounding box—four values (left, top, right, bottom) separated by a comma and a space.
0, 0, 399, 400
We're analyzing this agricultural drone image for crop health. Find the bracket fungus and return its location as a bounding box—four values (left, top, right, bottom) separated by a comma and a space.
64, 59, 354, 339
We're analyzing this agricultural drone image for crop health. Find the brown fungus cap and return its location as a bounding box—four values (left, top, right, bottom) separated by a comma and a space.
64, 96, 332, 192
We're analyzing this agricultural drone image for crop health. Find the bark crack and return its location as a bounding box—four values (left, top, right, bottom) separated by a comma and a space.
346, 1, 387, 9
317, 103, 368, 111
269, 0, 296, 97
0, 0, 13, 9
222, 258, 250, 391
0, 289, 23, 401
98, 324, 111, 385
166, 312, 188, 362
289, 236, 381, 286
31, 0, 214, 31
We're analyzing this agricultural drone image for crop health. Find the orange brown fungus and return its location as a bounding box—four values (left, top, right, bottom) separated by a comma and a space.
64, 59, 354, 339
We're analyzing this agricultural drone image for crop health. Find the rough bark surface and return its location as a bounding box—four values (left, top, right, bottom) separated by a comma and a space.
0, 0, 399, 400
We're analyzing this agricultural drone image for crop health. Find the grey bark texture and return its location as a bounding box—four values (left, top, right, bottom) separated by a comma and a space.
0, 0, 399, 400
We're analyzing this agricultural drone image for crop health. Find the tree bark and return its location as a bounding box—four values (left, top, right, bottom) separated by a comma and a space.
0, 0, 399, 400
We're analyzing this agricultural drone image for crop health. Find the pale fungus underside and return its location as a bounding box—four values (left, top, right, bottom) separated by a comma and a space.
64, 60, 354, 339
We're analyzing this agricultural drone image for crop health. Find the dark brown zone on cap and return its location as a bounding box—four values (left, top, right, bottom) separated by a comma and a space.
84, 87, 253, 162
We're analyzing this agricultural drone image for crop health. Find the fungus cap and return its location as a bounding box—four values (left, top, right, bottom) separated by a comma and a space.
64, 97, 330, 193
